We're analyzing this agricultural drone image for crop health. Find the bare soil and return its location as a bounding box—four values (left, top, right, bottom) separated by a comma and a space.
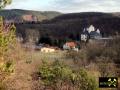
5, 54, 42, 90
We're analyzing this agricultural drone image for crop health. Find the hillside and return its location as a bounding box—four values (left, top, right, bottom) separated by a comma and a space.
44, 12, 120, 36
1, 10, 120, 44
14, 12, 120, 44
0, 9, 61, 22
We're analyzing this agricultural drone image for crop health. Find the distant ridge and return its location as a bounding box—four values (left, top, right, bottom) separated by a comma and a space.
1, 9, 120, 43
52, 12, 120, 21
0, 9, 61, 22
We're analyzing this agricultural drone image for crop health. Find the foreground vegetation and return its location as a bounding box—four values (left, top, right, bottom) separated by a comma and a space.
37, 60, 98, 90
0, 1, 16, 89
0, 38, 120, 90
0, 17, 16, 89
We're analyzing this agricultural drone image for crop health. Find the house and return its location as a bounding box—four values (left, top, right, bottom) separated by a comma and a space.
87, 25, 102, 39
87, 25, 96, 33
63, 42, 79, 51
81, 25, 102, 42
89, 29, 102, 39
81, 34, 88, 42
81, 28, 89, 42
41, 47, 55, 53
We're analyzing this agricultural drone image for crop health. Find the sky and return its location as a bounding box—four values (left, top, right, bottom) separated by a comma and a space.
5, 0, 120, 13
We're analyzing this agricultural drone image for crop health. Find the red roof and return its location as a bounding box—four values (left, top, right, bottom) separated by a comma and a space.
66, 42, 77, 47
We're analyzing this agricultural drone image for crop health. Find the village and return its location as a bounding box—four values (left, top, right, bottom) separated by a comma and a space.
19, 25, 113, 53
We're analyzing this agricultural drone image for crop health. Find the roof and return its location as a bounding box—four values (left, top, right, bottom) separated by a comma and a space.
90, 31, 101, 37
65, 42, 77, 47
90, 31, 99, 35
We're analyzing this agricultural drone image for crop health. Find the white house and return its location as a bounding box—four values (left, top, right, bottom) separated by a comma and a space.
81, 25, 102, 41
96, 29, 100, 34
81, 34, 88, 42
89, 30, 102, 39
41, 47, 55, 53
87, 25, 95, 33
81, 28, 89, 42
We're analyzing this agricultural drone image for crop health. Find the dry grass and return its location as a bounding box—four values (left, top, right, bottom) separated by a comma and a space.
3, 44, 67, 90
1, 41, 120, 90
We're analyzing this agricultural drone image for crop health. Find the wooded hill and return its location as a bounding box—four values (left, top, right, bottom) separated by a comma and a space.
1, 9, 120, 44
16, 12, 120, 44
0, 9, 61, 22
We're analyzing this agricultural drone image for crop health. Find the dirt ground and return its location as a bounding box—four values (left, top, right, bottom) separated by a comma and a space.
3, 50, 120, 90
4, 54, 42, 90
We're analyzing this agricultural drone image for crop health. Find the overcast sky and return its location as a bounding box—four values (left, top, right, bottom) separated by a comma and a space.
5, 0, 120, 13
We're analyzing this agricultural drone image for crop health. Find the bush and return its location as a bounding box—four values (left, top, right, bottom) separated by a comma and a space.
70, 68, 98, 90
85, 39, 120, 63
0, 16, 16, 62
97, 57, 117, 77
85, 44, 104, 61
1, 60, 14, 73
110, 37, 120, 63
65, 50, 87, 67
102, 47, 117, 61
0, 16, 16, 90
38, 60, 98, 90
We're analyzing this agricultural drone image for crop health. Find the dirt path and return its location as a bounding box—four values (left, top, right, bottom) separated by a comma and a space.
5, 58, 42, 90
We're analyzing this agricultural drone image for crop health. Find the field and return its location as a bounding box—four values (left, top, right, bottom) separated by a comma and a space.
0, 43, 119, 90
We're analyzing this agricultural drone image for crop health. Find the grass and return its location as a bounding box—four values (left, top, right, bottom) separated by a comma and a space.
1, 41, 120, 90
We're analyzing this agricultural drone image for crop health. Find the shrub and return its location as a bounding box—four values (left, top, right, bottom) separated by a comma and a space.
98, 62, 117, 77
0, 16, 16, 62
110, 37, 120, 63
70, 68, 98, 90
85, 44, 104, 61
95, 56, 117, 77
0, 16, 16, 89
65, 50, 87, 67
38, 60, 98, 90
102, 47, 117, 61
0, 16, 16, 73
1, 60, 14, 73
